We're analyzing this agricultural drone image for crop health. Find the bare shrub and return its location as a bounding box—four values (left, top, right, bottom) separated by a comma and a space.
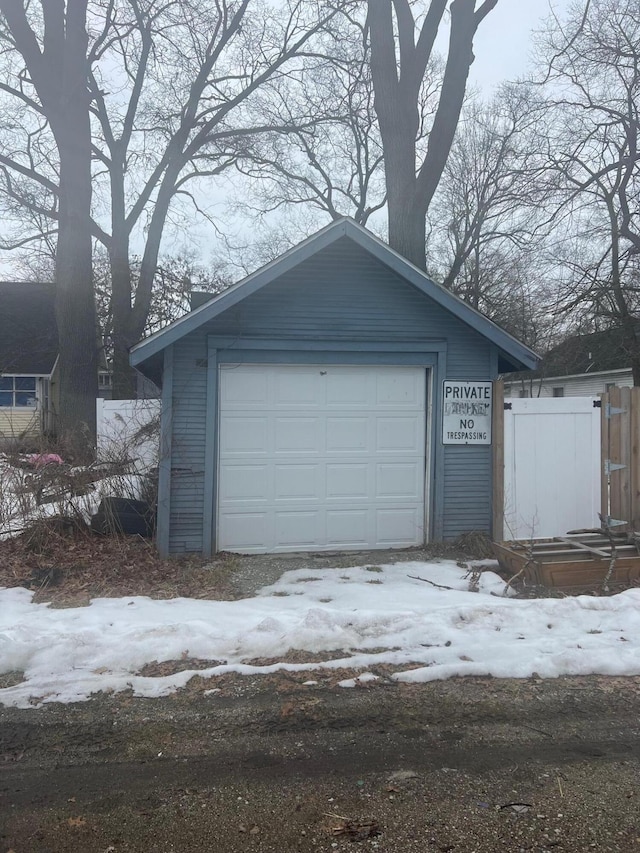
0, 402, 160, 541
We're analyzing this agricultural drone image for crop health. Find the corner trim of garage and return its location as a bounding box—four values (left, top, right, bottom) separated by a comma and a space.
432, 349, 447, 541
156, 345, 173, 558
203, 341, 219, 556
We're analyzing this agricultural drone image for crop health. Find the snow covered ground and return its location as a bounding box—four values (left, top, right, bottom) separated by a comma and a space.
1, 560, 640, 708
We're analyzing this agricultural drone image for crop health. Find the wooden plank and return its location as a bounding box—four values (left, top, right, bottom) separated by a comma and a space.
619, 386, 631, 527
492, 379, 505, 541
541, 561, 640, 588
609, 386, 623, 525
528, 538, 606, 549
541, 542, 635, 552
530, 549, 603, 557
493, 539, 640, 588
554, 536, 611, 558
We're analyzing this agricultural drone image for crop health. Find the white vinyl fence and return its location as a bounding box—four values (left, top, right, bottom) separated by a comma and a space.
503, 397, 601, 540
96, 398, 161, 471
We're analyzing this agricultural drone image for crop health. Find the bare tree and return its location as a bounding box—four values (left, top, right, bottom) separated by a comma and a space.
368, 0, 499, 269
230, 11, 386, 229
0, 0, 348, 398
426, 87, 554, 345
537, 0, 640, 382
0, 0, 98, 447
94, 250, 230, 362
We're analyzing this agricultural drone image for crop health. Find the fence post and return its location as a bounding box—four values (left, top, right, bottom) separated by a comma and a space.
602, 386, 638, 532
492, 379, 504, 541
96, 397, 104, 443
632, 387, 640, 531
600, 391, 609, 525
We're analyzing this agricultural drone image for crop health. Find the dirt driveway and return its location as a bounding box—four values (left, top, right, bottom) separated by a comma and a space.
2, 673, 640, 853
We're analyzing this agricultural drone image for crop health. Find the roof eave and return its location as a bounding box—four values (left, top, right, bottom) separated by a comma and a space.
131, 220, 350, 368
131, 217, 540, 373
339, 221, 540, 372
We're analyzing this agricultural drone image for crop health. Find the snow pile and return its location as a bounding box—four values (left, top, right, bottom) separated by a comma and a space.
1, 561, 640, 707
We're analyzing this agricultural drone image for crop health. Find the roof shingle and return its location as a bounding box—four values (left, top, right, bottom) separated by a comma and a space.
0, 282, 58, 375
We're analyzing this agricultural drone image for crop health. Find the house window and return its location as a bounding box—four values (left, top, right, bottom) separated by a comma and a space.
552, 387, 564, 397
0, 376, 37, 407
518, 389, 530, 398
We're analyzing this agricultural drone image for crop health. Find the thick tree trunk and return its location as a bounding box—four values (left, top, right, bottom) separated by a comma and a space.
55, 134, 97, 449
368, 0, 498, 272
51, 9, 98, 452
0, 0, 98, 452
110, 240, 136, 400
387, 193, 427, 268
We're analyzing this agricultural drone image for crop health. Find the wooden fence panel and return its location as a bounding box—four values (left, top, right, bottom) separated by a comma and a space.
601, 387, 640, 531
632, 387, 640, 530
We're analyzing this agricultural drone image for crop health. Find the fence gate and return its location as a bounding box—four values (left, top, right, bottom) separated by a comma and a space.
600, 386, 640, 532
497, 393, 601, 540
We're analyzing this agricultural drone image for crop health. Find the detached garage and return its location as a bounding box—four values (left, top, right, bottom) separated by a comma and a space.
131, 218, 538, 557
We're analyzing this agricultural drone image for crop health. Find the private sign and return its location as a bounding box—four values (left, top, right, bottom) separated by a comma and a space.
442, 381, 492, 445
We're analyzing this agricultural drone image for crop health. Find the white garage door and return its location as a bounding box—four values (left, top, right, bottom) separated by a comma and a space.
217, 364, 427, 553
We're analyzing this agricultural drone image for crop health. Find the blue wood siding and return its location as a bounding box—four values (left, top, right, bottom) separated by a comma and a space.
204, 240, 491, 352
168, 334, 208, 553
167, 238, 495, 552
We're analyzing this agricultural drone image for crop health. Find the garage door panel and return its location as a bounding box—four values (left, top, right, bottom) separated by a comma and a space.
275, 511, 320, 548
376, 508, 423, 544
326, 417, 369, 452
220, 370, 268, 406
376, 417, 422, 452
325, 370, 371, 406
326, 510, 368, 546
274, 417, 320, 452
219, 512, 268, 549
274, 369, 321, 406
376, 462, 422, 499
326, 463, 369, 499
376, 370, 423, 406
219, 417, 268, 455
218, 365, 427, 553
274, 464, 320, 500
219, 465, 268, 502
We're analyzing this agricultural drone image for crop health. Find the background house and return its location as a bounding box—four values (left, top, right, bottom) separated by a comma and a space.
132, 218, 538, 557
0, 282, 58, 442
0, 281, 158, 445
504, 326, 636, 398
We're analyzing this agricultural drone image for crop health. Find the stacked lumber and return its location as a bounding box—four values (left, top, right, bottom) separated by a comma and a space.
493, 533, 640, 589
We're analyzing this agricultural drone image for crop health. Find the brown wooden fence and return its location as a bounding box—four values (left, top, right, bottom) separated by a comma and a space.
600, 386, 640, 532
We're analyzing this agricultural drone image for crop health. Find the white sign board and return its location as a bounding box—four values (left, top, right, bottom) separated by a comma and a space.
442, 381, 492, 445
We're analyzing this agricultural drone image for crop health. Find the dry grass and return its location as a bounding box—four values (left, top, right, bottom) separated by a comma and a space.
0, 520, 239, 606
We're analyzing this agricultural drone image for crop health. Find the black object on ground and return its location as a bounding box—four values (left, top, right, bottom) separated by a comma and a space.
90, 497, 155, 537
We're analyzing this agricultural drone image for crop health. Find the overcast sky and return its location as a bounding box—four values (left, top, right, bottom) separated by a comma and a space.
0, 0, 574, 278
470, 0, 570, 90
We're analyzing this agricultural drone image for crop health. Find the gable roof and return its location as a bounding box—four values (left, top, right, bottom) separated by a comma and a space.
0, 281, 58, 375
131, 218, 540, 373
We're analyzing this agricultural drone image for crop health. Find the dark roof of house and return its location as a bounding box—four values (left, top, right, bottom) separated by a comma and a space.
506, 324, 636, 380
0, 281, 58, 375
131, 217, 540, 379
